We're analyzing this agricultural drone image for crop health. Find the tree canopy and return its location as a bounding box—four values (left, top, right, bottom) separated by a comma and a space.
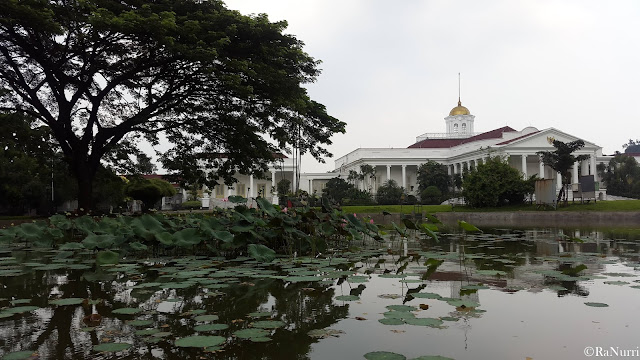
598, 154, 640, 199
537, 139, 589, 204
0, 0, 344, 211
416, 160, 451, 195
463, 157, 531, 207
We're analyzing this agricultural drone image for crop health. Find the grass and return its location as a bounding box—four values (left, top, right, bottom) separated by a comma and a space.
342, 200, 640, 214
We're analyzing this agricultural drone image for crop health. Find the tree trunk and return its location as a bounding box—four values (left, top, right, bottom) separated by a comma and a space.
70, 152, 98, 214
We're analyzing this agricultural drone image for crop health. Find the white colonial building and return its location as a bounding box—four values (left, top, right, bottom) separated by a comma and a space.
297, 98, 610, 200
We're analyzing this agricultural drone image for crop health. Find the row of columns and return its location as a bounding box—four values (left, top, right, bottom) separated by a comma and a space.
385, 164, 408, 189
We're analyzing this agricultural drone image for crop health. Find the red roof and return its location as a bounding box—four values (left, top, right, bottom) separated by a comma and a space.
495, 130, 540, 145
408, 126, 517, 148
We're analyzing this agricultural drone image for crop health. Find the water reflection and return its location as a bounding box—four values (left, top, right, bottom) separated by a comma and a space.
1, 226, 640, 359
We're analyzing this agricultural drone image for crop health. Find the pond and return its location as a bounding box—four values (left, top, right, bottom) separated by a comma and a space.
1, 226, 640, 360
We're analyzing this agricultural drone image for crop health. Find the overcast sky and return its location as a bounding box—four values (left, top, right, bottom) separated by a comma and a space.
224, 0, 640, 173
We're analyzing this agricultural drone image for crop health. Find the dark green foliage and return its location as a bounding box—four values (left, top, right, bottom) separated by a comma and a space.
421, 186, 442, 205
376, 180, 404, 205
276, 179, 291, 204
125, 177, 177, 211
462, 157, 530, 207
322, 177, 373, 206
0, 0, 344, 211
0, 199, 381, 263
417, 161, 451, 196
598, 154, 640, 198
537, 139, 589, 204
623, 139, 640, 154
181, 201, 202, 210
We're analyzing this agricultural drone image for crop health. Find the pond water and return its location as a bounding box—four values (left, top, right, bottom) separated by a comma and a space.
1, 226, 640, 360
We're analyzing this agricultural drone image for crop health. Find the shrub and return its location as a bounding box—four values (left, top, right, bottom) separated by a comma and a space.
462, 157, 529, 207
180, 200, 201, 210
376, 180, 404, 205
421, 186, 442, 205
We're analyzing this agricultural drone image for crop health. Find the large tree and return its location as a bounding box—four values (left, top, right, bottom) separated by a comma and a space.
597, 153, 640, 199
537, 139, 589, 204
416, 160, 451, 196
0, 0, 344, 211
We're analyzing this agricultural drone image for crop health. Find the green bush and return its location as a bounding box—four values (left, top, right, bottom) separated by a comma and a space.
180, 200, 201, 210
463, 157, 529, 207
125, 177, 177, 210
421, 186, 442, 205
376, 180, 403, 205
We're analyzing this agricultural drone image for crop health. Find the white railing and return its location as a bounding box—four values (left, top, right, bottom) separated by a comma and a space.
415, 132, 480, 142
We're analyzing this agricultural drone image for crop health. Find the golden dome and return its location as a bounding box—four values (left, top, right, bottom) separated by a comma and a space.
449, 99, 470, 116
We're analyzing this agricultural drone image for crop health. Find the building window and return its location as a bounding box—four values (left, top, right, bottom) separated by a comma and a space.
236, 183, 246, 197
453, 124, 458, 133
461, 123, 467, 133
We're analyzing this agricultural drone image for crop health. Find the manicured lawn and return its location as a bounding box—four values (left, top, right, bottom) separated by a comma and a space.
342, 200, 640, 214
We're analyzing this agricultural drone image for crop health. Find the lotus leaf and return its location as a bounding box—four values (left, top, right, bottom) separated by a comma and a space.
1, 306, 39, 315
411, 292, 442, 299
112, 307, 142, 315
59, 242, 85, 250
135, 328, 160, 336
194, 324, 229, 331
335, 295, 359, 301
250, 337, 272, 342
445, 299, 480, 308
248, 244, 276, 263
252, 320, 285, 329
194, 314, 219, 322
584, 302, 609, 307
364, 351, 406, 360
234, 328, 269, 339
93, 343, 131, 352
404, 317, 444, 327
307, 328, 345, 338
386, 305, 417, 312
248, 312, 272, 318
378, 318, 405, 325
384, 311, 415, 320
175, 335, 226, 348
1, 350, 35, 360
96, 250, 119, 265
49, 298, 84, 306
130, 242, 148, 251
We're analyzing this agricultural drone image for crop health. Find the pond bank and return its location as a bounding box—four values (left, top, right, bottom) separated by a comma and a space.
435, 211, 640, 228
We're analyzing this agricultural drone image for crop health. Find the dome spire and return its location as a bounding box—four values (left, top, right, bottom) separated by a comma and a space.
458, 72, 461, 105
449, 73, 470, 116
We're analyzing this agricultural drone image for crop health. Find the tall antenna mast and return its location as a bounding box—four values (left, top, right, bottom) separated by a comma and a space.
458, 72, 461, 104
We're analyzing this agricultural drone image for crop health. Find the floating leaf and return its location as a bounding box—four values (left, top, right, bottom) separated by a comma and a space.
1, 351, 35, 360
384, 311, 414, 320
250, 337, 272, 342
248, 312, 272, 318
386, 305, 417, 312
194, 324, 229, 332
112, 307, 142, 315
136, 328, 160, 336
364, 351, 407, 360
194, 314, 219, 322
1, 306, 39, 315
584, 302, 609, 307
252, 320, 285, 329
234, 328, 269, 339
445, 299, 480, 308
335, 295, 359, 301
49, 298, 85, 306
404, 317, 444, 327
411, 292, 442, 299
307, 328, 345, 338
93, 343, 131, 352
378, 318, 404, 325
175, 335, 225, 348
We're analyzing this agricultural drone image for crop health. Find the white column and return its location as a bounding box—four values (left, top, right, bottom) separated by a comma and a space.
557, 172, 562, 190
581, 159, 588, 176
572, 161, 579, 183
249, 174, 254, 198
270, 169, 277, 203
386, 165, 391, 182
521, 154, 527, 178
447, 164, 452, 176
309, 179, 313, 194
453, 163, 458, 174
590, 153, 596, 175
539, 159, 545, 179
401, 165, 407, 189
466, 161, 471, 172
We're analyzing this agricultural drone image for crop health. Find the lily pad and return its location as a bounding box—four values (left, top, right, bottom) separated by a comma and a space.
445, 299, 480, 308
411, 292, 442, 299
2, 351, 35, 360
135, 328, 160, 336
250, 337, 272, 342
1, 306, 39, 315
584, 302, 609, 307
194, 324, 229, 332
404, 317, 444, 327
175, 335, 225, 348
386, 305, 417, 312
364, 351, 407, 360
247, 311, 272, 318
378, 318, 405, 325
194, 314, 219, 322
252, 320, 285, 329
112, 307, 142, 315
383, 311, 415, 320
49, 298, 85, 306
307, 328, 345, 338
335, 295, 359, 301
234, 328, 270, 339
93, 343, 132, 352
